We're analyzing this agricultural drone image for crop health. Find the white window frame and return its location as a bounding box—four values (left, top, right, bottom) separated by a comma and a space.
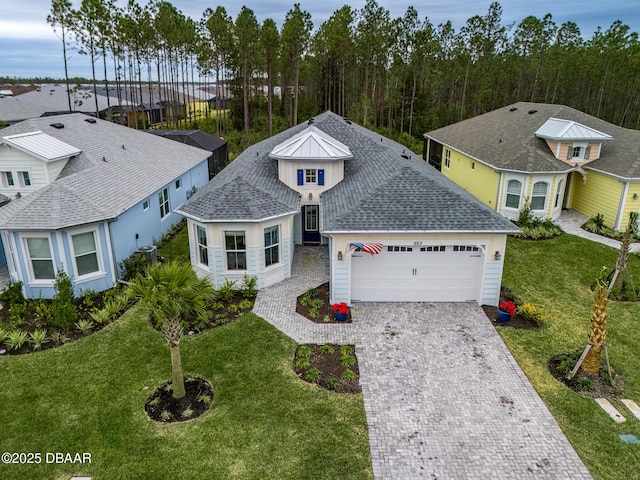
505, 179, 522, 209
159, 188, 170, 219
3, 171, 15, 187
143, 199, 150, 211
305, 169, 317, 185
22, 234, 56, 284
531, 181, 549, 211
225, 231, 247, 271
444, 149, 451, 168
554, 179, 564, 208
69, 227, 105, 281
175, 179, 181, 190
21, 171, 31, 186
196, 224, 209, 267
264, 225, 280, 267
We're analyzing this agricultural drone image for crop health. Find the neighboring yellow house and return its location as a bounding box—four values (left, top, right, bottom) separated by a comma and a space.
424, 102, 640, 230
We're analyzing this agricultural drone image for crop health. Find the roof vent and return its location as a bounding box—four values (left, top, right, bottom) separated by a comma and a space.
50, 123, 64, 129
84, 118, 96, 124
510, 107, 518, 112
401, 154, 409, 159
528, 109, 537, 114
308, 117, 315, 125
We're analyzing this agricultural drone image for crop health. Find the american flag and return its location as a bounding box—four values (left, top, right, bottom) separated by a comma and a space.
347, 242, 383, 255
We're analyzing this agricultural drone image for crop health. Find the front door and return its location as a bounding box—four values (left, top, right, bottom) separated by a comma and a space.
303, 205, 320, 244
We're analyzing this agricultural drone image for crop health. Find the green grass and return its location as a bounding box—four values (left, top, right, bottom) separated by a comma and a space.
500, 234, 640, 480
0, 310, 372, 479
157, 223, 190, 264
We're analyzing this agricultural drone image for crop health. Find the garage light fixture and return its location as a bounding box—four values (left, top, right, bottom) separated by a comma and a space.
338, 251, 343, 261
308, 193, 313, 201
634, 193, 638, 200
494, 251, 501, 260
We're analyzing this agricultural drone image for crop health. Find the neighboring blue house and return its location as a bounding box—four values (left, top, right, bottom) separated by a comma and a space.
177, 112, 519, 307
0, 113, 211, 298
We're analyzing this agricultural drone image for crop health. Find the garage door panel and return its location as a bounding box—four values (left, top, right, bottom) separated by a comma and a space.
351, 246, 483, 302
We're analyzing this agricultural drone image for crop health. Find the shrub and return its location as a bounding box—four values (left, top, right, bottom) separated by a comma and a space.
305, 368, 322, 383
74, 319, 95, 333
5, 330, 29, 350
583, 213, 605, 234
319, 344, 334, 354
90, 308, 112, 325
217, 279, 236, 302
517, 303, 546, 325
227, 304, 240, 314
49, 331, 70, 346
0, 281, 25, 304
9, 302, 27, 328
297, 345, 312, 358
51, 270, 78, 330
340, 345, 353, 356
238, 299, 253, 310
341, 369, 357, 381
120, 252, 150, 281
0, 326, 8, 342
295, 357, 311, 369
575, 377, 595, 391
29, 329, 49, 351
326, 377, 340, 390
33, 299, 54, 323
340, 354, 357, 367
240, 274, 258, 298
516, 198, 535, 226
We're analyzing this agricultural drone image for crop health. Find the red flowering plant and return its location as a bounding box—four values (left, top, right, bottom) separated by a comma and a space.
499, 300, 517, 316
331, 302, 349, 314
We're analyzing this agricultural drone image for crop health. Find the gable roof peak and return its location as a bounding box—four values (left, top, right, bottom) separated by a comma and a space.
268, 124, 354, 161
535, 117, 613, 142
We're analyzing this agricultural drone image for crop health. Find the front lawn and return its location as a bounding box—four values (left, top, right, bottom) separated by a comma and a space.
500, 235, 640, 480
0, 309, 372, 479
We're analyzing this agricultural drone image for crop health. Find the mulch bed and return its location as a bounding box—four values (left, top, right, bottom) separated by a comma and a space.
482, 305, 540, 329
548, 353, 624, 399
145, 376, 214, 422
295, 282, 352, 323
293, 344, 361, 394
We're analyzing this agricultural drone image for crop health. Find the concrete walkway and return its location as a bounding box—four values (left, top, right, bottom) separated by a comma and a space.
253, 246, 593, 479
556, 209, 640, 252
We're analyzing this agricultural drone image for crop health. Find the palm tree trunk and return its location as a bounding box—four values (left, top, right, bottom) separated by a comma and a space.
169, 343, 186, 399
582, 284, 609, 373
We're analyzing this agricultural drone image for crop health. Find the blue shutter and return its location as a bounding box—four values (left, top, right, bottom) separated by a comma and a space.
318, 169, 325, 186
297, 169, 304, 185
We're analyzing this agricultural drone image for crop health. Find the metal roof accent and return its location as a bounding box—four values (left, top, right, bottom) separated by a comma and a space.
1, 131, 81, 162
268, 125, 354, 161
535, 118, 613, 142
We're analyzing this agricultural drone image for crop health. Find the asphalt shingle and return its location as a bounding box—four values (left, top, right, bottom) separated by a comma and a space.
426, 101, 640, 179
0, 113, 210, 229
179, 111, 518, 234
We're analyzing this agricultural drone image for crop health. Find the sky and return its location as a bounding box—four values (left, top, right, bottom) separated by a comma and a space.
1, 0, 639, 80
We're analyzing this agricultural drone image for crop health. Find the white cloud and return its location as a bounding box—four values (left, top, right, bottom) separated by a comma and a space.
0, 20, 57, 40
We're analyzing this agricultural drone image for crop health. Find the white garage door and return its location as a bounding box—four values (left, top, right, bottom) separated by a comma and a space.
350, 244, 484, 302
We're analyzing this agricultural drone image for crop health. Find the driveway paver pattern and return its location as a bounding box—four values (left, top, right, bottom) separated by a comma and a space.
253, 246, 593, 479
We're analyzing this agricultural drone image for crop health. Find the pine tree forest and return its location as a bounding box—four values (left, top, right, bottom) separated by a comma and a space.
46, 0, 640, 150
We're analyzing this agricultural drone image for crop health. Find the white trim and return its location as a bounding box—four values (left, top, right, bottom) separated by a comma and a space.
616, 182, 630, 231
21, 232, 55, 285
68, 225, 106, 282
176, 209, 300, 224
195, 223, 209, 268
103, 221, 116, 284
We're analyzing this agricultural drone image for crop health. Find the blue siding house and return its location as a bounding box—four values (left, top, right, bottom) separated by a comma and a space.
0, 113, 210, 298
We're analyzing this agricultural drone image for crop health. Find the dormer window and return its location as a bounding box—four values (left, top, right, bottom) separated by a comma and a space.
567, 144, 591, 162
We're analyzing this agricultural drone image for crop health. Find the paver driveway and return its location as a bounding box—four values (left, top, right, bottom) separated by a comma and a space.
253, 246, 592, 479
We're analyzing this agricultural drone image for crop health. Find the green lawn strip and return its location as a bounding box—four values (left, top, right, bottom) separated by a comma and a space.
157, 223, 190, 263
0, 310, 372, 480
500, 234, 640, 480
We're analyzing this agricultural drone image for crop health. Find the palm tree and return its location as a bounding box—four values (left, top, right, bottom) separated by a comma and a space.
581, 281, 609, 374
129, 261, 215, 399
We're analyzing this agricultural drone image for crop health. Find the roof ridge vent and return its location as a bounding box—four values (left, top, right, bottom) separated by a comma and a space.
50, 122, 64, 129
528, 109, 537, 114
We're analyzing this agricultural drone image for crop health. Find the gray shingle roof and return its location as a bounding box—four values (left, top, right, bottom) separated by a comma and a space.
0, 113, 210, 229
426, 102, 640, 178
179, 111, 518, 233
